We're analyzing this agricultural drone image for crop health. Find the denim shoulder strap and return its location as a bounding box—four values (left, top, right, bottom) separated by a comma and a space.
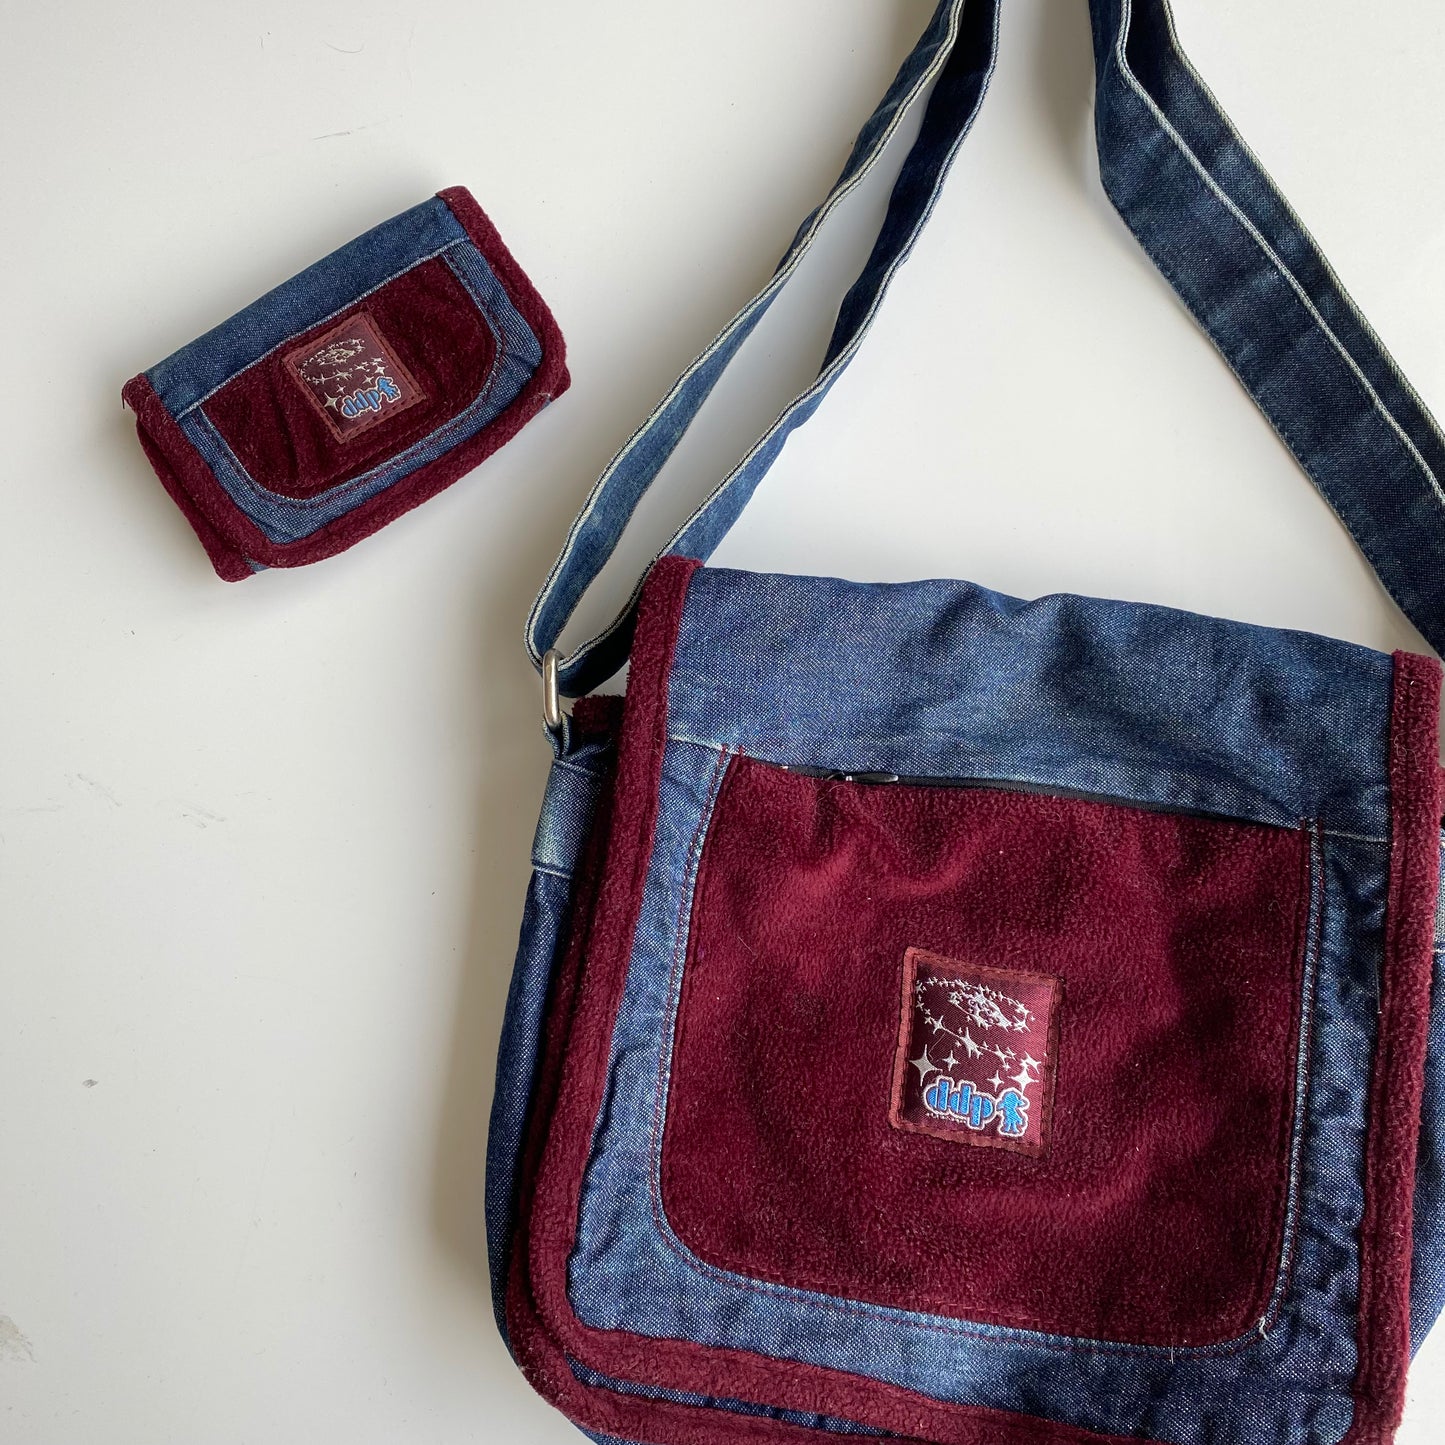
528, 0, 1445, 699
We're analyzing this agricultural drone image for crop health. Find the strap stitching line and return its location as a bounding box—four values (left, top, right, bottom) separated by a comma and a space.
524, 0, 970, 676
1114, 0, 1445, 512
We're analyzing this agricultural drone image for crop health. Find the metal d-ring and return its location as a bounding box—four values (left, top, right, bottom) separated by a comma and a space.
542, 649, 565, 734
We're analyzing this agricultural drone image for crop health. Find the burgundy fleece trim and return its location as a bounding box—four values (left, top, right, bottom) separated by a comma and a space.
508, 556, 895, 1444
131, 411, 254, 581
527, 556, 700, 1279
508, 557, 1172, 1445
1342, 651, 1442, 1445
120, 186, 568, 577
506, 680, 909, 1445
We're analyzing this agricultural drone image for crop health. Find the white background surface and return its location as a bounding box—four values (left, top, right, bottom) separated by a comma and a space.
3, 2, 1444, 1441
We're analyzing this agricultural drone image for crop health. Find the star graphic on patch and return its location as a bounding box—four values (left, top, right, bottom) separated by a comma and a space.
893, 949, 1060, 1154
910, 1046, 938, 1084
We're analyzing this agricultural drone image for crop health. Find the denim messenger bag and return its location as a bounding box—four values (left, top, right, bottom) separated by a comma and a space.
487, 3, 1445, 1442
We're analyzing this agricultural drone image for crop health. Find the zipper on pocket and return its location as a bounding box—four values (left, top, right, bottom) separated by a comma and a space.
782, 762, 1294, 828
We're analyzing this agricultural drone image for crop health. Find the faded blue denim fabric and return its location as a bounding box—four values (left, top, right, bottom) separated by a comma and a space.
489, 0, 1445, 1440
485, 725, 615, 1347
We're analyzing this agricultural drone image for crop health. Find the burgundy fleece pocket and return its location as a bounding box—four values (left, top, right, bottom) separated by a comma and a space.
660, 757, 1313, 1347
202, 258, 496, 500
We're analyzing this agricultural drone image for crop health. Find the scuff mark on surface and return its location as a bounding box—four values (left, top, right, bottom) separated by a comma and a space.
177, 801, 227, 829
71, 773, 121, 808
0, 1316, 35, 1363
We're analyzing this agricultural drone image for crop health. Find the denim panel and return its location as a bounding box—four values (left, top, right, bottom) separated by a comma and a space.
486, 728, 616, 1346
147, 196, 468, 414
1114, 2, 1445, 491
531, 755, 610, 879
668, 567, 1392, 839
1410, 837, 1445, 1355
173, 239, 542, 544
1089, 0, 1445, 663
445, 235, 545, 381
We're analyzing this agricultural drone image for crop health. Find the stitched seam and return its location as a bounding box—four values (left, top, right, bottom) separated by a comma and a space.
1116, 211, 1435, 641
550, 756, 613, 781
642, 764, 1326, 1359
1113, 0, 1445, 513
644, 746, 736, 1215
1155, 1, 1445, 464
175, 239, 466, 418
1266, 822, 1328, 1325
1247, 821, 1327, 1342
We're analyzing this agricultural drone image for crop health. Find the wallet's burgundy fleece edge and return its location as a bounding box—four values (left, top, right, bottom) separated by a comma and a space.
121, 186, 569, 577
510, 555, 1170, 1445
1344, 650, 1442, 1444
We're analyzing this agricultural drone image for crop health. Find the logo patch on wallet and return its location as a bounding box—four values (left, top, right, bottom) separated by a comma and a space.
285, 311, 424, 440
889, 947, 1061, 1156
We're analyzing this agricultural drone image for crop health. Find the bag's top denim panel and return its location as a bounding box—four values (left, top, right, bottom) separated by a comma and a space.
667, 567, 1394, 837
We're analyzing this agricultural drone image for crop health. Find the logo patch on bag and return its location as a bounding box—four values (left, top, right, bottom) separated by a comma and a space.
284, 311, 424, 440
890, 947, 1061, 1156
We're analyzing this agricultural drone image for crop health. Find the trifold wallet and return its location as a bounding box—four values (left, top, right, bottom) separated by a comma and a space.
122, 187, 567, 578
